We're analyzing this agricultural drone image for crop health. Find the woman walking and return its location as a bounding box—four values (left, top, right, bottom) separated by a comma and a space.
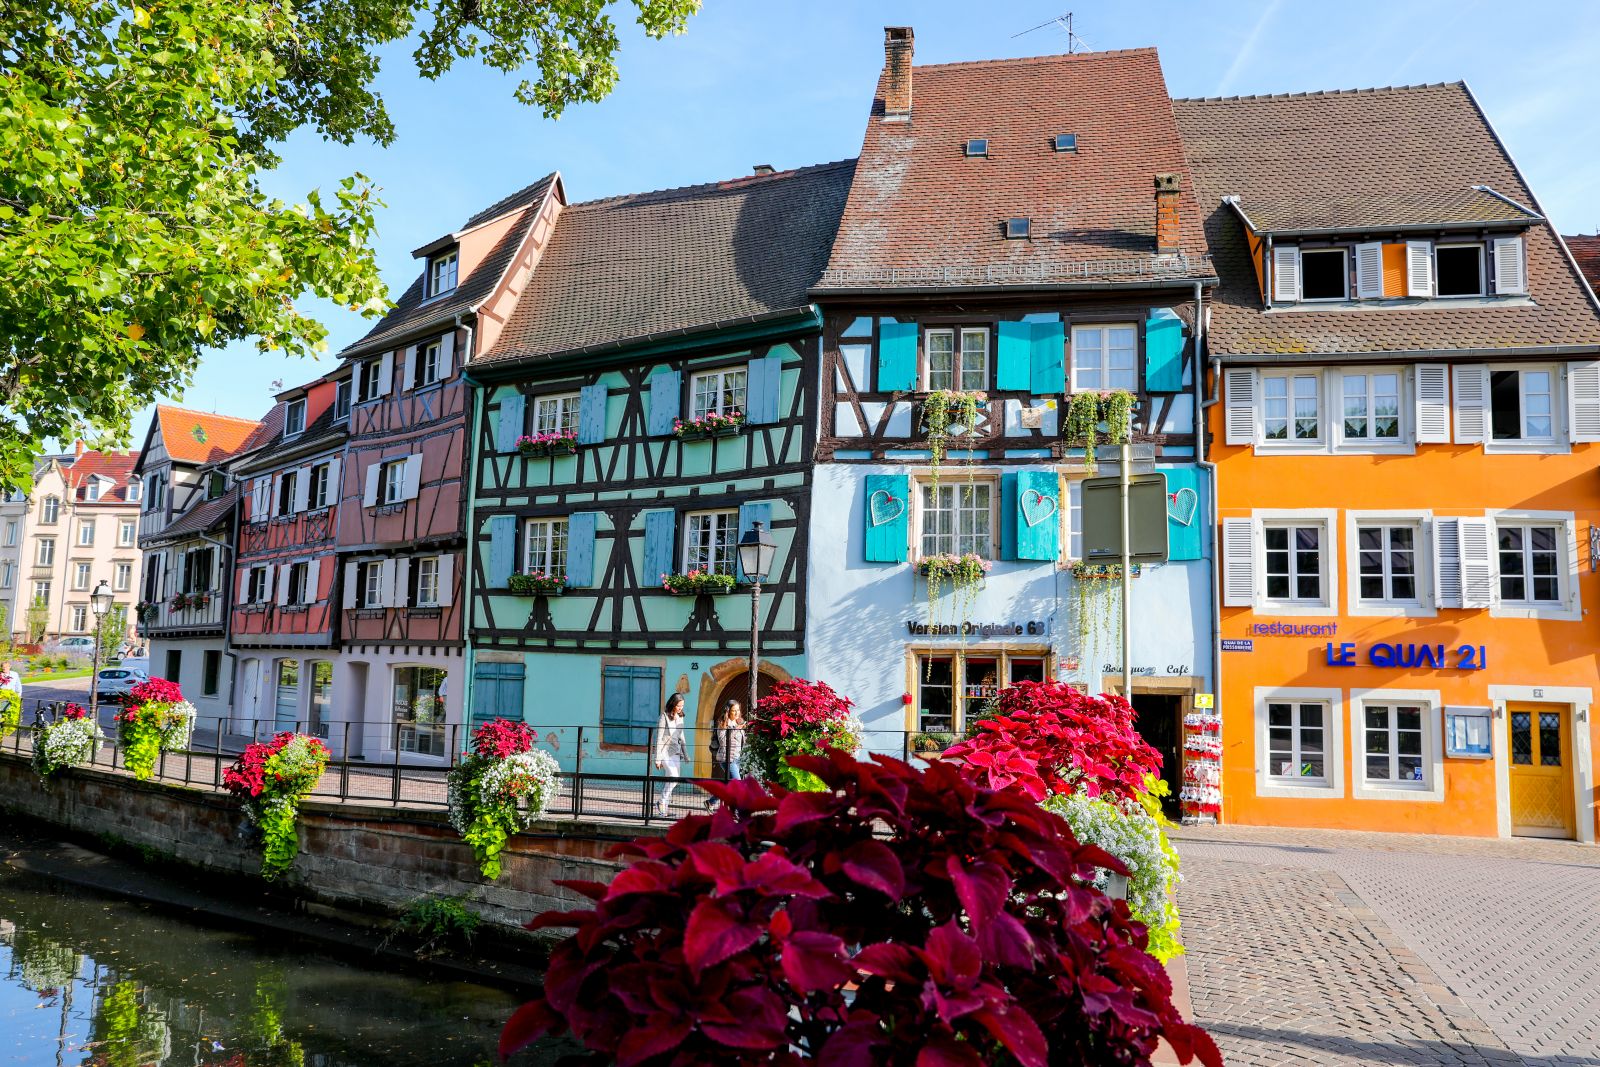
705, 698, 748, 809
654, 692, 688, 817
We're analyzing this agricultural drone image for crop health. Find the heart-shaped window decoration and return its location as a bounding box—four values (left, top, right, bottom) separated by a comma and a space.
1021, 489, 1058, 528
1168, 487, 1198, 527
869, 489, 906, 527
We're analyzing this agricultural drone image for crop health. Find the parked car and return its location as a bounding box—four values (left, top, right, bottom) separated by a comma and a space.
93, 667, 148, 703
47, 636, 96, 657
118, 656, 150, 676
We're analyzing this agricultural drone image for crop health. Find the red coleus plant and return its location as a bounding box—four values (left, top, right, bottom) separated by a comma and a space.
127, 677, 183, 707
470, 717, 535, 761
501, 749, 1219, 1067
943, 681, 1162, 805
60, 703, 88, 721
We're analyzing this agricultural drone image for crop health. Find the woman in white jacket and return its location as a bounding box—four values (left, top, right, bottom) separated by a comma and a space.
654, 692, 689, 817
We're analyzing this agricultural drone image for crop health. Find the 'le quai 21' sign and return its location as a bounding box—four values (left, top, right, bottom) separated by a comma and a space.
1325, 642, 1488, 670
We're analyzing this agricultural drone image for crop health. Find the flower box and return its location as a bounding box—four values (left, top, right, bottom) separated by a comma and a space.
661, 570, 737, 596
916, 553, 992, 585
1069, 561, 1142, 581
508, 572, 568, 597
672, 411, 745, 440
516, 431, 579, 458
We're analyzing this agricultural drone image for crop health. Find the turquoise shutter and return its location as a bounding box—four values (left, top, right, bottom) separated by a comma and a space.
603, 664, 659, 746
471, 661, 525, 731
578, 384, 608, 444
1015, 469, 1060, 561
566, 512, 597, 587
1163, 467, 1203, 561
876, 322, 918, 391
1145, 310, 1184, 393
1030, 321, 1066, 393
996, 322, 1032, 391
642, 509, 677, 585
999, 472, 1018, 560
648, 371, 681, 435
487, 514, 517, 587
736, 502, 773, 582
746, 355, 782, 424
496, 394, 525, 453
863, 474, 910, 563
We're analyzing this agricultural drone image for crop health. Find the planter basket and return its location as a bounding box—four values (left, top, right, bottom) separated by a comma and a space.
662, 573, 737, 596
508, 574, 568, 597
674, 423, 743, 441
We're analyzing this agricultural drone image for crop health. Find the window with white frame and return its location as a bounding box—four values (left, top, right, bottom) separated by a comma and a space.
72, 562, 90, 590
522, 518, 568, 577
1299, 248, 1348, 301
360, 357, 384, 403
1067, 479, 1083, 560
415, 340, 441, 388
70, 605, 87, 632
1260, 372, 1320, 442
3, 520, 14, 546
1497, 523, 1562, 604
287, 561, 309, 605
689, 367, 747, 420
1360, 702, 1428, 787
247, 566, 270, 603
0, 562, 12, 588
119, 520, 135, 546
427, 250, 458, 297
919, 481, 993, 559
1489, 368, 1556, 443
284, 397, 306, 437
309, 462, 331, 510
36, 538, 54, 566
378, 459, 406, 505
334, 378, 353, 421
1070, 325, 1137, 392
85, 480, 101, 502
394, 665, 448, 755
532, 393, 580, 435
1339, 371, 1401, 442
32, 580, 50, 606
1266, 700, 1329, 784
683, 510, 738, 577
924, 327, 990, 392
126, 481, 140, 503
78, 519, 94, 546
114, 562, 131, 592
41, 496, 59, 524
1356, 523, 1419, 603
361, 561, 385, 608
413, 556, 441, 607
1435, 244, 1484, 298
1262, 523, 1325, 603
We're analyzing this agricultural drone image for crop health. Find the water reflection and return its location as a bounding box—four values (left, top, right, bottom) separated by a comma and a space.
0, 864, 556, 1066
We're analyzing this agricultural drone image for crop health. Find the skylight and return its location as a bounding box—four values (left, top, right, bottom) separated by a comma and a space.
964, 139, 989, 157
1005, 217, 1031, 240
1053, 133, 1078, 153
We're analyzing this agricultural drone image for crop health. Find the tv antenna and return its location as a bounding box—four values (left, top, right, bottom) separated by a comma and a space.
1012, 11, 1090, 53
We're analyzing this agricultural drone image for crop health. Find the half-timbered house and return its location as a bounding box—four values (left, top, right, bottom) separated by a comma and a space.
466, 161, 854, 774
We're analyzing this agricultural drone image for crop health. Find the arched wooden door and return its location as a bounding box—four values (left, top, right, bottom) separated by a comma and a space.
691, 661, 784, 778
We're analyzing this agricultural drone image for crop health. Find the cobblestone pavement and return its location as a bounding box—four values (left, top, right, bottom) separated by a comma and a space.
1174, 825, 1600, 1066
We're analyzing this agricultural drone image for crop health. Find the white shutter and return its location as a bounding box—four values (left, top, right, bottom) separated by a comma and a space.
343, 562, 359, 609
291, 465, 311, 512
238, 568, 251, 602
260, 564, 274, 604
1406, 240, 1434, 297
275, 564, 291, 606
1271, 245, 1300, 303
405, 345, 420, 390
1458, 518, 1494, 609
250, 478, 268, 519
1222, 518, 1256, 607
1414, 364, 1450, 443
1224, 368, 1257, 445
1567, 361, 1600, 443
401, 454, 422, 502
325, 457, 342, 503
305, 558, 321, 603
362, 463, 381, 507
438, 332, 456, 381
377, 352, 394, 397
1433, 518, 1462, 608
1452, 365, 1489, 444
1493, 236, 1527, 295
1354, 242, 1384, 299
436, 554, 455, 606
390, 558, 411, 608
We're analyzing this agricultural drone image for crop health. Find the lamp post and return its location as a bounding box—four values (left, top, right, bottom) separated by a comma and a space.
88, 580, 114, 724
736, 521, 777, 721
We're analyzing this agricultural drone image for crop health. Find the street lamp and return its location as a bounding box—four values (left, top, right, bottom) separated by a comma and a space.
88, 581, 113, 722
736, 521, 777, 722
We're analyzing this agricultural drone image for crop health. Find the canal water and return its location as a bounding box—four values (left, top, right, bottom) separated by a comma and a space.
0, 857, 563, 1065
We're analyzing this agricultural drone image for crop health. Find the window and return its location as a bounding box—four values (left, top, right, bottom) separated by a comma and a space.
142, 556, 160, 601
413, 556, 440, 607
522, 518, 568, 577
3, 521, 14, 546
1489, 368, 1555, 442
1299, 248, 1348, 301
119, 520, 135, 546
168, 649, 184, 683
1259, 373, 1319, 442
415, 341, 441, 388
334, 378, 353, 421
126, 481, 140, 503
1004, 217, 1030, 239
144, 477, 163, 512
360, 357, 384, 403
1067, 480, 1083, 560
309, 462, 331, 510
1357, 524, 1418, 603
36, 538, 54, 566
183, 547, 215, 594
394, 666, 447, 756
0, 562, 12, 589
114, 562, 131, 592
277, 470, 298, 516
32, 580, 50, 606
73, 562, 90, 590
1362, 703, 1426, 785
78, 519, 95, 546
924, 328, 989, 392
913, 650, 1050, 735
683, 510, 738, 577
689, 367, 746, 420
602, 663, 662, 746
41, 496, 59, 524
1070, 325, 1137, 392
203, 650, 222, 697
919, 481, 993, 559
247, 566, 271, 604
85, 480, 101, 502
1498, 524, 1562, 604
308, 660, 332, 737
361, 561, 385, 608
1263, 524, 1324, 603
427, 250, 458, 297
286, 561, 309, 605
1340, 372, 1401, 442
284, 398, 306, 437
533, 393, 581, 435
964, 138, 988, 157
378, 459, 406, 505
207, 471, 225, 499
70, 605, 87, 632
1053, 133, 1077, 152
1267, 701, 1329, 784
1435, 244, 1484, 297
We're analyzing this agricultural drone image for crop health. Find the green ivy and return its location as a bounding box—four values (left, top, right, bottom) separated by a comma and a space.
0, 688, 18, 741
120, 717, 165, 780
257, 799, 303, 880
921, 389, 983, 496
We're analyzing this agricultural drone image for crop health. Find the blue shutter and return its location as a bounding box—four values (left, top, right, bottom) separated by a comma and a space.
746, 354, 782, 424
736, 502, 773, 582
648, 371, 682, 435
471, 660, 525, 731
1030, 321, 1066, 393
876, 322, 918, 391
996, 322, 1032, 391
863, 474, 910, 563
631, 669, 662, 740
1163, 466, 1203, 561
642, 509, 677, 585
496, 393, 525, 453
577, 383, 608, 445
998, 472, 1018, 561
566, 512, 597, 587
1144, 310, 1184, 393
487, 514, 517, 588
603, 664, 660, 746
1015, 469, 1060, 561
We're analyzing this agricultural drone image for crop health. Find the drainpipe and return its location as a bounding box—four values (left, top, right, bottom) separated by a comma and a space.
1194, 281, 1223, 814
1263, 234, 1275, 312
455, 313, 478, 744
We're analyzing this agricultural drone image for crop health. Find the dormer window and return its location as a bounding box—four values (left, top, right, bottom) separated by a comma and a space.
1436, 243, 1485, 298
284, 397, 306, 437
334, 378, 352, 421
427, 250, 458, 297
1298, 248, 1348, 301
964, 139, 989, 157
1053, 133, 1077, 153
126, 481, 141, 503
1004, 217, 1031, 240
85, 479, 101, 502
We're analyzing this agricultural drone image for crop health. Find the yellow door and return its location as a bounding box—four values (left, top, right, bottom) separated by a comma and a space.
1507, 703, 1576, 839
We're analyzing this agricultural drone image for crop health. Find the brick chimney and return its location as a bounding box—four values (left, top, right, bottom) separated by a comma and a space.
1154, 173, 1182, 254
74, 439, 85, 459
883, 27, 914, 116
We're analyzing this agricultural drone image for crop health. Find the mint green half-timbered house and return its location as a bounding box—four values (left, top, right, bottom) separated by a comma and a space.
464, 161, 855, 778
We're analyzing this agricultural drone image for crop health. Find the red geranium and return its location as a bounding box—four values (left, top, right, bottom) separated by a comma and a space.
128, 677, 183, 706
60, 703, 87, 721
223, 731, 330, 799
469, 717, 534, 761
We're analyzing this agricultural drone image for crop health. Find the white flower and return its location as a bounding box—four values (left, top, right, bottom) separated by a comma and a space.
160, 701, 196, 750
1042, 789, 1182, 945
448, 748, 562, 833
34, 716, 106, 775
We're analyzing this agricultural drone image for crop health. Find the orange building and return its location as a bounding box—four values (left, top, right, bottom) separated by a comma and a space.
1177, 85, 1600, 842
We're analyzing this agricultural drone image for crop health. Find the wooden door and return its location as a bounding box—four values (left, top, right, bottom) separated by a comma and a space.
1507, 702, 1576, 839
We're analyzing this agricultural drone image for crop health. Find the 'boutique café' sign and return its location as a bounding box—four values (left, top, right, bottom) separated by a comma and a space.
1325, 642, 1488, 671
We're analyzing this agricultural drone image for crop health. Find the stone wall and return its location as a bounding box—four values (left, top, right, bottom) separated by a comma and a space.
0, 751, 644, 931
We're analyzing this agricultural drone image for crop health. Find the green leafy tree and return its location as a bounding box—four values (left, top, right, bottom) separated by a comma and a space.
97, 604, 127, 660
0, 0, 700, 491
25, 597, 48, 645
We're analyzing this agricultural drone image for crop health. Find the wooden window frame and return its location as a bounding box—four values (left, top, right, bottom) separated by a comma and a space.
910, 473, 998, 563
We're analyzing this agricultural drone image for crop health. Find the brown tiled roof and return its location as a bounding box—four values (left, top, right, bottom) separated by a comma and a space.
817, 48, 1212, 292
150, 486, 237, 543
345, 174, 560, 359
479, 160, 857, 365
1564, 234, 1600, 295
155, 406, 263, 464
1174, 84, 1600, 355
1234, 185, 1538, 236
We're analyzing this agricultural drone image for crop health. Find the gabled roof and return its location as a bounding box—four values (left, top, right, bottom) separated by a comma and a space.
479, 160, 857, 366
65, 450, 138, 503
1564, 234, 1600, 296
1227, 185, 1540, 238
817, 48, 1212, 292
1174, 83, 1600, 355
154, 406, 263, 465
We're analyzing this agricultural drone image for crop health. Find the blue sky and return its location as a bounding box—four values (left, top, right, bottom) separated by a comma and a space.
131, 0, 1600, 433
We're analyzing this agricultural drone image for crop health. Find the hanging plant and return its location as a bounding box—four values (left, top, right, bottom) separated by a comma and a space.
918, 552, 991, 634
1103, 388, 1136, 445
446, 718, 561, 880
0, 686, 18, 742
1065, 389, 1137, 474
922, 389, 984, 495
32, 703, 104, 776
223, 731, 331, 879
115, 678, 196, 780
